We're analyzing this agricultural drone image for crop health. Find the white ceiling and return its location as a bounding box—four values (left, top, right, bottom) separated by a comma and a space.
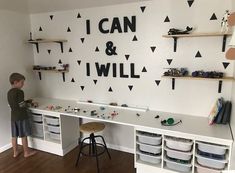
27, 0, 150, 14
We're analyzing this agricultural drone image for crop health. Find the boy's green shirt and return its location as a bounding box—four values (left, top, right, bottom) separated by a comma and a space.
7, 88, 28, 121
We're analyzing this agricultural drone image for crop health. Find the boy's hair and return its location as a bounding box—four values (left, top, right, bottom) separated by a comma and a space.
9, 73, 25, 85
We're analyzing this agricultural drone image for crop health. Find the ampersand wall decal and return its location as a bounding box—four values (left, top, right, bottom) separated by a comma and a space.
105, 41, 117, 56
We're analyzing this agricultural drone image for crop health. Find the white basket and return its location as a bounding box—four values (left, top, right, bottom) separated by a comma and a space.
49, 132, 61, 140
31, 114, 42, 122
136, 131, 162, 146
137, 142, 162, 154
137, 151, 161, 164
45, 117, 60, 126
165, 136, 193, 152
195, 163, 221, 173
197, 142, 227, 155
165, 146, 192, 161
31, 122, 43, 138
164, 157, 192, 172
48, 125, 60, 133
196, 154, 227, 170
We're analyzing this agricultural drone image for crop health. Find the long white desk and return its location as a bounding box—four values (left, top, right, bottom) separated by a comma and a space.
28, 97, 233, 173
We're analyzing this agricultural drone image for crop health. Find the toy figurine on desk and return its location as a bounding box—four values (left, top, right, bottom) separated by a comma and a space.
168, 26, 193, 35
26, 99, 38, 108
163, 68, 188, 77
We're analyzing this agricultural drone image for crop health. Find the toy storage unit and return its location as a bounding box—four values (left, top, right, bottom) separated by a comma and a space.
134, 127, 233, 173
19, 109, 80, 156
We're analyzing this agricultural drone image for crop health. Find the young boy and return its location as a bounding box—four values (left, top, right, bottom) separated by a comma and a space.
7, 73, 36, 158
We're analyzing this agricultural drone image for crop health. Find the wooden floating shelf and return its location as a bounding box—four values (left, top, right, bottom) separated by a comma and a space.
28, 39, 67, 53
162, 75, 234, 93
162, 32, 232, 38
162, 32, 232, 52
162, 76, 234, 81
28, 39, 67, 43
33, 69, 69, 73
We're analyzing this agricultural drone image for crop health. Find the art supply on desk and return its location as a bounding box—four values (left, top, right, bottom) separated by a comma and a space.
161, 118, 182, 126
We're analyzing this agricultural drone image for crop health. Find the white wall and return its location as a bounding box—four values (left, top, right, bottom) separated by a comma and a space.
30, 0, 234, 153
0, 8, 37, 151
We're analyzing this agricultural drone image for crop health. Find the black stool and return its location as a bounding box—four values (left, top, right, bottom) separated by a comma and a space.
75, 122, 111, 173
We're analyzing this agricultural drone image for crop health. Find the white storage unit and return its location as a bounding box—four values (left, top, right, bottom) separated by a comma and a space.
165, 136, 193, 152
137, 151, 161, 164
195, 163, 221, 173
165, 146, 192, 161
136, 131, 162, 146
196, 154, 227, 169
25, 109, 80, 156
137, 142, 162, 154
197, 142, 228, 155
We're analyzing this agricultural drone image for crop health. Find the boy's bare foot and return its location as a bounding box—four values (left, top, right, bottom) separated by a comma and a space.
13, 151, 21, 158
24, 150, 37, 158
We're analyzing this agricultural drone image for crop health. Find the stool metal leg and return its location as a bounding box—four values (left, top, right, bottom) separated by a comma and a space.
96, 135, 111, 159
91, 134, 100, 173
75, 139, 84, 166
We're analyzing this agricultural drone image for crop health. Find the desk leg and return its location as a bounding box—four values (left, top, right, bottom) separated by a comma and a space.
79, 118, 83, 143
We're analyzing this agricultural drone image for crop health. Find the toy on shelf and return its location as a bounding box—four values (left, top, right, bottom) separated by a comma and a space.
168, 26, 193, 35
33, 64, 69, 71
192, 71, 223, 78
163, 68, 188, 77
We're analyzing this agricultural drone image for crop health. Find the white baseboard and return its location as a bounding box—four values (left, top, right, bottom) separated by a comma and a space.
0, 143, 12, 153
106, 143, 134, 154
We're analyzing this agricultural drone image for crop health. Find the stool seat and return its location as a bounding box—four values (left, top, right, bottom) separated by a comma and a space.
80, 122, 105, 133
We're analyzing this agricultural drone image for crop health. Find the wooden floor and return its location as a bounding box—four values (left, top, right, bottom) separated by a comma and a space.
0, 146, 136, 173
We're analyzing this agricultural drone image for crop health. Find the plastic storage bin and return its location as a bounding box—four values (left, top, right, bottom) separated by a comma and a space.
137, 151, 161, 164
136, 131, 162, 146
196, 154, 227, 169
137, 142, 161, 154
164, 157, 192, 172
165, 146, 192, 161
31, 114, 42, 122
45, 116, 60, 126
165, 136, 193, 152
197, 142, 227, 155
31, 122, 43, 138
48, 125, 60, 133
195, 163, 221, 173
49, 132, 61, 140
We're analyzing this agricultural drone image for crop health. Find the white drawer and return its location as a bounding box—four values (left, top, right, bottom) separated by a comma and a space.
165, 136, 193, 152
136, 131, 162, 146
165, 146, 192, 161
31, 122, 43, 138
31, 114, 42, 122
164, 157, 192, 173
45, 116, 60, 126
49, 132, 61, 140
196, 154, 227, 170
195, 163, 221, 173
48, 125, 60, 133
137, 142, 161, 154
137, 151, 161, 164
197, 142, 228, 155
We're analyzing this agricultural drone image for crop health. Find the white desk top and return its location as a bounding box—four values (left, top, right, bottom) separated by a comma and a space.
30, 97, 233, 145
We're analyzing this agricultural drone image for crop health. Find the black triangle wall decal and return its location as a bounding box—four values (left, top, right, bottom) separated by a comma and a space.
125, 55, 130, 60
210, 13, 217, 20
58, 59, 62, 64
142, 67, 147, 72
77, 13, 81, 18
195, 51, 202, 58
223, 62, 230, 69
108, 87, 113, 92
81, 38, 85, 43
67, 27, 71, 32
77, 60, 81, 65
39, 26, 43, 31
93, 80, 97, 84
155, 80, 161, 86
151, 46, 156, 53
50, 15, 54, 20
167, 59, 173, 65
47, 49, 51, 54
140, 6, 146, 13
69, 48, 73, 52
71, 78, 75, 82
95, 47, 99, 52
132, 35, 138, 41
128, 85, 133, 91
187, 0, 194, 7
164, 16, 170, 22
80, 86, 85, 91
